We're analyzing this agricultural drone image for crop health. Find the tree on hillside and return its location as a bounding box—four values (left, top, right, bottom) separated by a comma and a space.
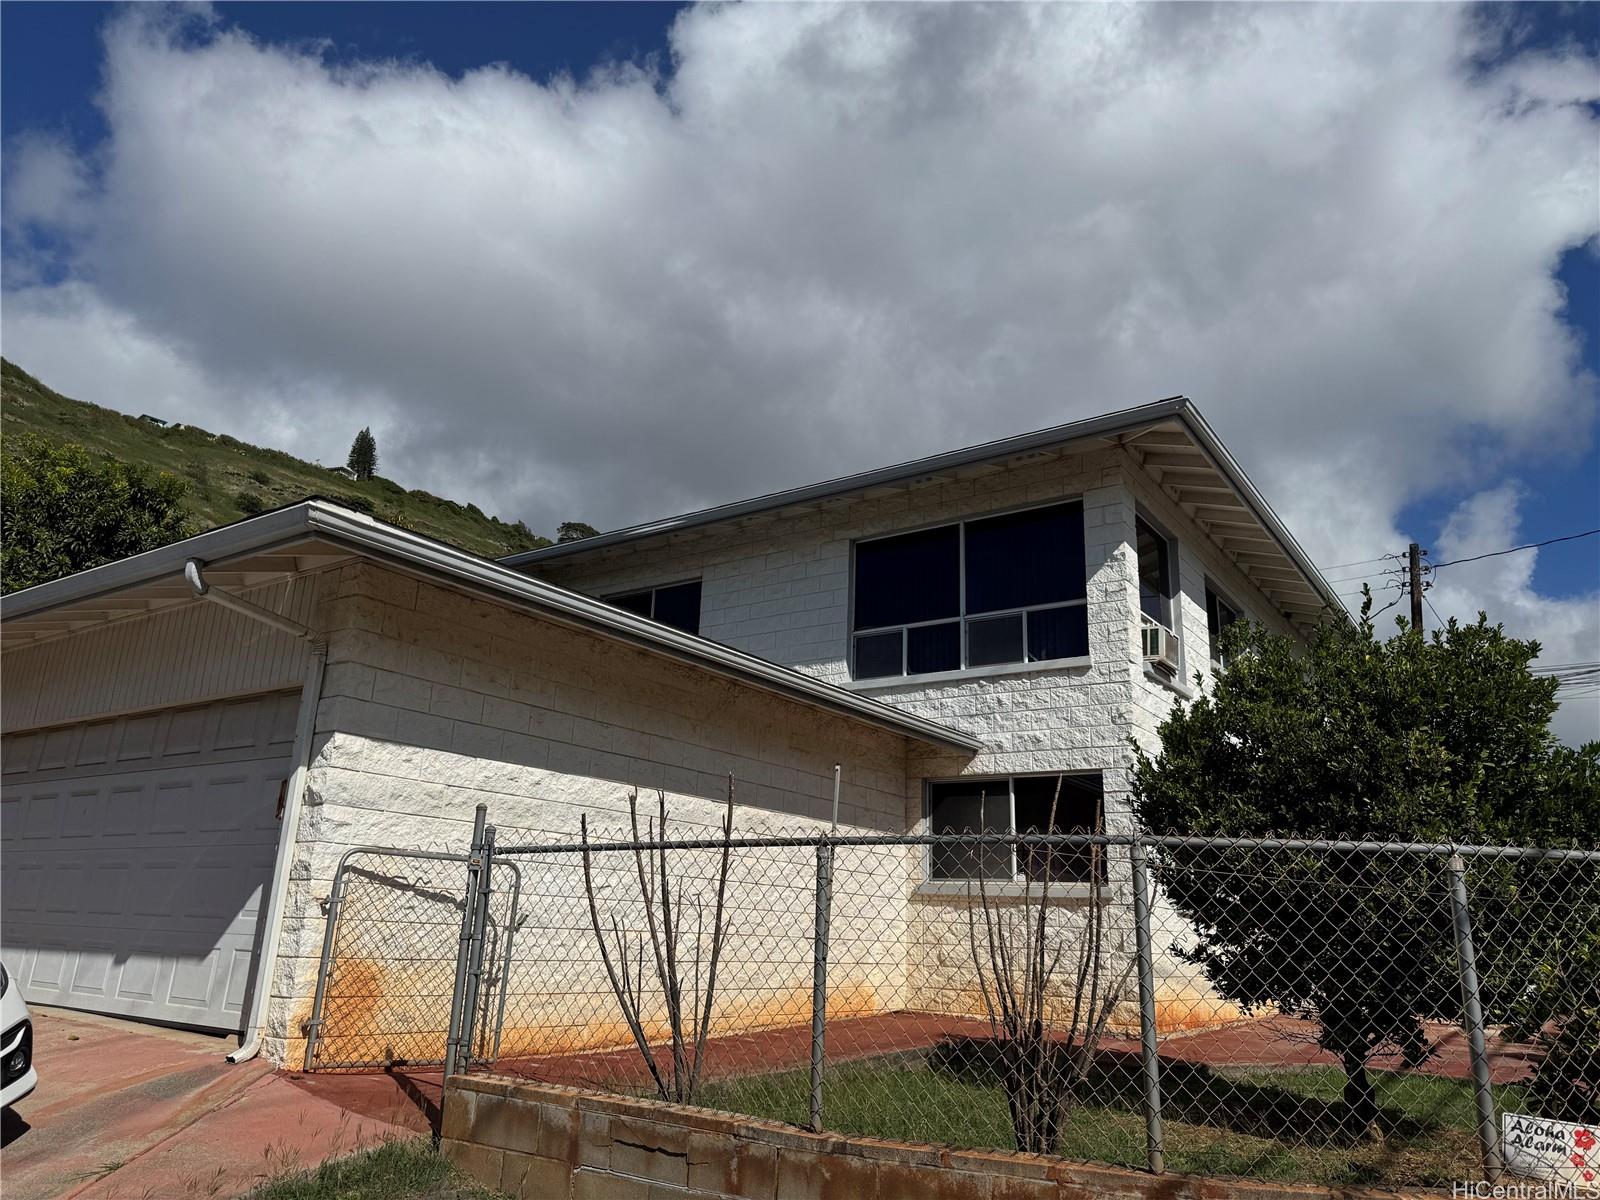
1131, 597, 1599, 1132
347, 427, 378, 481
557, 521, 600, 542
1, 434, 192, 592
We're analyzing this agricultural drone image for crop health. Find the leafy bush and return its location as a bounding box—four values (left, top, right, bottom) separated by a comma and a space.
2, 434, 191, 592
248, 468, 272, 486
1133, 598, 1592, 1132
234, 489, 267, 515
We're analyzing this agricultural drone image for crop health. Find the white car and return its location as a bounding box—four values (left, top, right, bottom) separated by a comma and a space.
0, 961, 36, 1108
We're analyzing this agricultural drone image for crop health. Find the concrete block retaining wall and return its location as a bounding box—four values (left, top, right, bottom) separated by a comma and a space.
441, 1073, 1424, 1200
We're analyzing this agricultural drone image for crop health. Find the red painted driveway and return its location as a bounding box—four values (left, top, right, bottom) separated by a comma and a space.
1, 1009, 430, 1200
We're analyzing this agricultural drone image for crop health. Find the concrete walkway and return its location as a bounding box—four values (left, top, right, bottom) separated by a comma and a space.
2, 1009, 428, 1200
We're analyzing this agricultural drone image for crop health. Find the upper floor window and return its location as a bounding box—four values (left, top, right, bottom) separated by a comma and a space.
926, 772, 1104, 883
606, 579, 702, 635
1206, 585, 1242, 669
1135, 516, 1176, 632
851, 501, 1088, 680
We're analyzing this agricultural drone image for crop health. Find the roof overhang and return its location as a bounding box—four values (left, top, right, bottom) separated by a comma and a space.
0, 502, 982, 755
501, 397, 1343, 636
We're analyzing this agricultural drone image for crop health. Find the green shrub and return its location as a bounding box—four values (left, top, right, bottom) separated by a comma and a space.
234, 489, 266, 515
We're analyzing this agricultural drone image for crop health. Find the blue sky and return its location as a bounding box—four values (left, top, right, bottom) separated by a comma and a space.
4, 1, 1591, 591
1, 2, 1596, 739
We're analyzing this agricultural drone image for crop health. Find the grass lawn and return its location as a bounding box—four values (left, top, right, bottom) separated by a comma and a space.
242, 1139, 505, 1200
698, 1056, 1509, 1188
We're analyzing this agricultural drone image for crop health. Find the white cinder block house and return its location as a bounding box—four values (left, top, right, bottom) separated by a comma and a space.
0, 397, 1339, 1065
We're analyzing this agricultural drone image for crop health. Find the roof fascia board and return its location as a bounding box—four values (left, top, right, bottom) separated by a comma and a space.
503, 397, 1191, 567
2, 502, 981, 754
300, 505, 981, 753
0, 506, 319, 621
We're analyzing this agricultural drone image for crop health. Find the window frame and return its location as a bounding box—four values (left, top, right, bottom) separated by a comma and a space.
920, 770, 1105, 888
604, 578, 703, 635
1205, 582, 1244, 669
848, 498, 1090, 682
1134, 513, 1178, 635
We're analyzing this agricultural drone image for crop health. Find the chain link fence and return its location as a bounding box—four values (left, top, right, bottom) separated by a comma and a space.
302, 810, 523, 1072
304, 802, 1598, 1191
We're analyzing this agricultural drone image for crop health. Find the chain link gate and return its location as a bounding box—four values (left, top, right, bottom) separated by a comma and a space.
301, 805, 523, 1073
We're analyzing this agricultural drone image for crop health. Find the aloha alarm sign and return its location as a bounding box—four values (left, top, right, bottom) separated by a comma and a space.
1503, 1113, 1598, 1188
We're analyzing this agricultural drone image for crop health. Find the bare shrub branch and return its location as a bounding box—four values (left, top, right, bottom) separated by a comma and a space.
582, 779, 736, 1104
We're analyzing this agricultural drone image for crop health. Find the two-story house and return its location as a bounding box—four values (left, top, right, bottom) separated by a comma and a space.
507, 395, 1334, 847
0, 396, 1338, 1064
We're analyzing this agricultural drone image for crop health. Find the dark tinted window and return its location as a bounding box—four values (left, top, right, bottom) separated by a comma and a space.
907, 621, 961, 674
1136, 517, 1173, 626
1012, 773, 1103, 882
652, 581, 702, 634
928, 780, 1013, 880
610, 590, 653, 618
1026, 604, 1089, 662
967, 613, 1023, 667
964, 502, 1086, 615
854, 631, 904, 679
1206, 586, 1241, 664
606, 581, 701, 634
853, 525, 960, 630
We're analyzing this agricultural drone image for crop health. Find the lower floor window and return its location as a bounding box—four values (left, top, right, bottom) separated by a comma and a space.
926, 772, 1104, 883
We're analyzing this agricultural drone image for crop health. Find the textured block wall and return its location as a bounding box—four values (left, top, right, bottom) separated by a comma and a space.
264, 562, 926, 1067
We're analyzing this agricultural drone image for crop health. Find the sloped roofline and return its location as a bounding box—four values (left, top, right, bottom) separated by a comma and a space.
502, 397, 1343, 618
0, 501, 983, 754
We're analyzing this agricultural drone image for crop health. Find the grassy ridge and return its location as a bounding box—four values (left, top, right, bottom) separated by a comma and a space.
0, 359, 551, 559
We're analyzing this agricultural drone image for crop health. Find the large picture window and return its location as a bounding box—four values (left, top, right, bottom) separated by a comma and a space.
852, 501, 1088, 680
606, 579, 702, 635
925, 773, 1104, 883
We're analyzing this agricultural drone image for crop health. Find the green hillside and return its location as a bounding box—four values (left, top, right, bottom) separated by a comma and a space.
0, 359, 551, 559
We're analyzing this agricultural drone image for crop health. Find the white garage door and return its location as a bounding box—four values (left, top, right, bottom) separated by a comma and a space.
1, 693, 299, 1032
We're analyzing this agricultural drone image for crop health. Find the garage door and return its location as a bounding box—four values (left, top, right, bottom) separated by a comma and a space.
1, 693, 299, 1032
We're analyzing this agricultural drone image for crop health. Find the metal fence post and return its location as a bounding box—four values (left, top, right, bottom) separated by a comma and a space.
443, 804, 489, 1082
809, 837, 834, 1133
1447, 851, 1504, 1184
1128, 834, 1166, 1175
300, 860, 350, 1072
461, 824, 498, 1065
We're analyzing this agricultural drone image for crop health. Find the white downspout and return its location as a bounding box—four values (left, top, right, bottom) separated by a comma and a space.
186, 559, 326, 1064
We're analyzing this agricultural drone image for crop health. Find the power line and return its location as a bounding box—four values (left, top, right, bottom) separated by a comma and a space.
1367, 594, 1404, 621
1424, 594, 1445, 628
1320, 553, 1401, 572
1326, 565, 1408, 585
1431, 528, 1600, 570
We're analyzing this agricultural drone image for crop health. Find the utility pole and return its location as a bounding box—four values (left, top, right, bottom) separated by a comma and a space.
1408, 542, 1424, 632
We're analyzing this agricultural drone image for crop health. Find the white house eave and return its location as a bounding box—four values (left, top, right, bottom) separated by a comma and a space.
502, 395, 1343, 633
501, 396, 1192, 567
0, 502, 983, 755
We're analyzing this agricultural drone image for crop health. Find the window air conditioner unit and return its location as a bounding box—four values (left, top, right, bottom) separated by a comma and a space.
1142, 621, 1179, 672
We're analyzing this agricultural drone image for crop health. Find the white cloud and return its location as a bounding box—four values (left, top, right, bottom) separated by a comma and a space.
2, 3, 1596, 738
1420, 485, 1599, 748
